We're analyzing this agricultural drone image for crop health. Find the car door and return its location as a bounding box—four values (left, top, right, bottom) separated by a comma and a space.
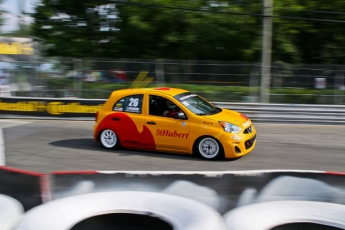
145, 94, 190, 152
111, 94, 149, 149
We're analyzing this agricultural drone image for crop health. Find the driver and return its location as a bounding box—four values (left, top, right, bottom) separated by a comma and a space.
163, 100, 181, 117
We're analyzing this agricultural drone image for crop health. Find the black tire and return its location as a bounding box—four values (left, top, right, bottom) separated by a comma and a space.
195, 136, 224, 160
99, 129, 120, 149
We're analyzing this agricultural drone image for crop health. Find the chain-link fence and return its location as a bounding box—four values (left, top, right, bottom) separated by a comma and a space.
0, 59, 344, 104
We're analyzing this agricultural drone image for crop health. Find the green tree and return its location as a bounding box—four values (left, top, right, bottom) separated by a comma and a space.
0, 0, 5, 33
33, 0, 264, 61
295, 0, 345, 64
272, 0, 345, 64
33, 0, 121, 57
31, 0, 345, 64
114, 0, 262, 61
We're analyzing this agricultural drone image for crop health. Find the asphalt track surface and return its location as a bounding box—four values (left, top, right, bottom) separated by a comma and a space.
1, 119, 345, 173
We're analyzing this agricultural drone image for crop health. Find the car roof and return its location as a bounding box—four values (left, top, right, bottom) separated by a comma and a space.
112, 87, 190, 97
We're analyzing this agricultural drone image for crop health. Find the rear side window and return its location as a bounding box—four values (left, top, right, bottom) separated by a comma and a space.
113, 94, 143, 114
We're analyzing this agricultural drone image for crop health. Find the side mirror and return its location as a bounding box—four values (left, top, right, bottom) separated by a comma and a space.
174, 112, 187, 120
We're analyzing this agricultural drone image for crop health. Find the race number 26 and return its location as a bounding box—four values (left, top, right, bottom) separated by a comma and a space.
128, 98, 139, 107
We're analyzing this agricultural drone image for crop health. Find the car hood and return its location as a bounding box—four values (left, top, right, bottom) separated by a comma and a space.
202, 109, 247, 126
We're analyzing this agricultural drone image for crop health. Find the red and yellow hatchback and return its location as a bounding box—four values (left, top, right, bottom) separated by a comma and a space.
93, 87, 256, 160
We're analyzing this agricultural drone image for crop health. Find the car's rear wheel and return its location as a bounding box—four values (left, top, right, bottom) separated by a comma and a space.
196, 137, 223, 160
100, 129, 119, 149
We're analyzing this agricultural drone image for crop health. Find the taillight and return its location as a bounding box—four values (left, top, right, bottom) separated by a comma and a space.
95, 111, 99, 122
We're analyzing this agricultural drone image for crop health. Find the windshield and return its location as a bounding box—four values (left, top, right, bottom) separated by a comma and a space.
174, 92, 221, 116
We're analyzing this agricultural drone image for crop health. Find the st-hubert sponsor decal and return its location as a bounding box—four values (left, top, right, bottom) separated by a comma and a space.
156, 129, 189, 139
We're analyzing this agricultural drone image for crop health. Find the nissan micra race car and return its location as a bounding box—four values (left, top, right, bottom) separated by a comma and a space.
93, 87, 256, 160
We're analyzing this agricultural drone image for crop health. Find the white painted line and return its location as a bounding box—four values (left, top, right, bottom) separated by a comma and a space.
97, 169, 326, 175
0, 128, 4, 166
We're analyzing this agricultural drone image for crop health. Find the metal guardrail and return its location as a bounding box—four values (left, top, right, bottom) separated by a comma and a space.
213, 102, 345, 125
1, 95, 345, 125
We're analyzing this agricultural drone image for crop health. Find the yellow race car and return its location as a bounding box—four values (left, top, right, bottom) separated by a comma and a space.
93, 87, 256, 160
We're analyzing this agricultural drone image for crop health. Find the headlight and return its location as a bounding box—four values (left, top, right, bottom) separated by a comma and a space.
219, 121, 241, 133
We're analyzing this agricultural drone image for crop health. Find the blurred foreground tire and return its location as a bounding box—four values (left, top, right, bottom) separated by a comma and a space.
0, 194, 24, 230
15, 191, 226, 230
224, 200, 345, 230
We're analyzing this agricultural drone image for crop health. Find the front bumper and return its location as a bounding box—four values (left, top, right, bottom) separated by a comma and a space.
220, 125, 257, 158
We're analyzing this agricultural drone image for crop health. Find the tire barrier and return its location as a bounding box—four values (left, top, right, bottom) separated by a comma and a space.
0, 166, 48, 230
15, 191, 226, 230
1, 96, 345, 125
0, 166, 48, 211
0, 194, 24, 230
224, 200, 345, 230
3, 168, 345, 229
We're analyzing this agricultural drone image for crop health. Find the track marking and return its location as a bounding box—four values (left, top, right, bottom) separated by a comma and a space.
0, 128, 4, 166
0, 119, 31, 129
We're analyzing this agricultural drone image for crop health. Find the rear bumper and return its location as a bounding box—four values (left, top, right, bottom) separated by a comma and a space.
93, 124, 99, 142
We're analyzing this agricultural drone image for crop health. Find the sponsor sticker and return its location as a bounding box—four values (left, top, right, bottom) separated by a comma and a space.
179, 94, 197, 101
156, 129, 189, 139
114, 107, 123, 111
202, 121, 214, 126
126, 107, 139, 112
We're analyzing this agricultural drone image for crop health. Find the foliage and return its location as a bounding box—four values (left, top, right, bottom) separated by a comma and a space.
0, 0, 4, 31
26, 0, 345, 65
33, 0, 120, 57
32, 0, 261, 61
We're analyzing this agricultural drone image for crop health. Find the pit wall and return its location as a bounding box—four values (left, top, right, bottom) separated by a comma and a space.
2, 167, 345, 230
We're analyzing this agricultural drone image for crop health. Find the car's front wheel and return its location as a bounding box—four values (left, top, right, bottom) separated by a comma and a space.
196, 137, 223, 160
100, 129, 119, 149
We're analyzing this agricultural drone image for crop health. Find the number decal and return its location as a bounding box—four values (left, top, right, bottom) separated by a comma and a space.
182, 101, 189, 106
128, 98, 139, 107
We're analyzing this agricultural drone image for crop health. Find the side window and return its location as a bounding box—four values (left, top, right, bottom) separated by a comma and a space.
113, 94, 143, 114
149, 95, 182, 118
